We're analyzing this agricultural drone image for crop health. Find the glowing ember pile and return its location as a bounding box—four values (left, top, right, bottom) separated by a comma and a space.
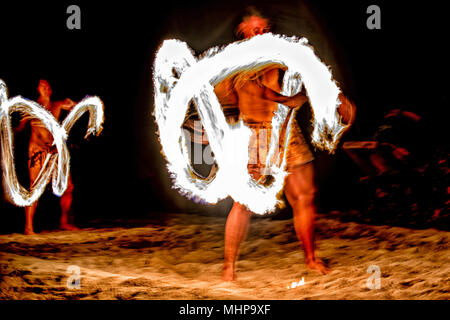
0, 79, 104, 207
153, 33, 346, 214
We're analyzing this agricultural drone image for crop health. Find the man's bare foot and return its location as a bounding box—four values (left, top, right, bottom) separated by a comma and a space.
222, 266, 236, 281
24, 228, 36, 235
306, 258, 330, 275
60, 223, 80, 231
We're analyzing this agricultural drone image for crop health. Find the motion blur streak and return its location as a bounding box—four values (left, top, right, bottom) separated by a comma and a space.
153, 33, 345, 214
0, 79, 104, 207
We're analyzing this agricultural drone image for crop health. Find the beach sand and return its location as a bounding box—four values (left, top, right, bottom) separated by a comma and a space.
0, 212, 448, 299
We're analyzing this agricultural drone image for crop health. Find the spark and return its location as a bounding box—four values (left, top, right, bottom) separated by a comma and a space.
153, 33, 346, 214
0, 79, 104, 207
287, 277, 306, 289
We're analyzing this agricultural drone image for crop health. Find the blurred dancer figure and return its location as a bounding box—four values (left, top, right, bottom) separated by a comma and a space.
16, 80, 77, 235
218, 10, 355, 280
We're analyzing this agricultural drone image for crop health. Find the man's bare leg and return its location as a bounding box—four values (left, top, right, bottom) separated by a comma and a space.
222, 202, 252, 281
24, 202, 37, 235
284, 162, 329, 274
24, 164, 41, 235
59, 175, 78, 231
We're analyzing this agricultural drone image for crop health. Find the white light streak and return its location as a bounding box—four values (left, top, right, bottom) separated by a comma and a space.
0, 79, 104, 207
153, 33, 346, 214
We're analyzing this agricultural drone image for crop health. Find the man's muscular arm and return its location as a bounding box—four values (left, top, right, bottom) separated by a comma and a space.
15, 117, 28, 132
337, 93, 356, 127
214, 79, 238, 106
262, 86, 308, 108
54, 98, 77, 111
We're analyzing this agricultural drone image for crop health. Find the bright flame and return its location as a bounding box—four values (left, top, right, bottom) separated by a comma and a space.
153, 33, 346, 214
0, 79, 104, 207
287, 277, 306, 289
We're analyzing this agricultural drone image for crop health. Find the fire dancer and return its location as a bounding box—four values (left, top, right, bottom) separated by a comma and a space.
219, 11, 355, 280
16, 80, 78, 235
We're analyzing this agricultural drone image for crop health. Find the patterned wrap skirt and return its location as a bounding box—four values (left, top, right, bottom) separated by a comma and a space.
246, 119, 314, 181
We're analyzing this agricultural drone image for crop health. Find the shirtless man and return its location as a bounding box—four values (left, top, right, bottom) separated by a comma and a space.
219, 13, 355, 280
16, 80, 78, 235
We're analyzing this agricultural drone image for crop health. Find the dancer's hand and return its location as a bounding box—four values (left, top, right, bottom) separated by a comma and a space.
291, 91, 309, 108
337, 93, 356, 126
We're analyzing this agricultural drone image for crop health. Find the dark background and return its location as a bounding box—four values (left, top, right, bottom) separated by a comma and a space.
0, 0, 447, 233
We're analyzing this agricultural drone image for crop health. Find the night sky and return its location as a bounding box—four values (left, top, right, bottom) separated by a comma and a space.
0, 0, 447, 233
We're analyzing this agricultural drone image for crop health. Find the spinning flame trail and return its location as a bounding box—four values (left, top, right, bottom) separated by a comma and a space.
0, 79, 104, 207
154, 33, 347, 214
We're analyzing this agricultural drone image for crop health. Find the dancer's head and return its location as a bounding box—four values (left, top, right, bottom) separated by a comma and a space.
37, 79, 52, 98
235, 7, 270, 39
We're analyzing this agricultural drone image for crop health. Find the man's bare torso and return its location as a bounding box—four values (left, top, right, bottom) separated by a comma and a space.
29, 98, 64, 151
236, 68, 281, 122
214, 67, 283, 123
